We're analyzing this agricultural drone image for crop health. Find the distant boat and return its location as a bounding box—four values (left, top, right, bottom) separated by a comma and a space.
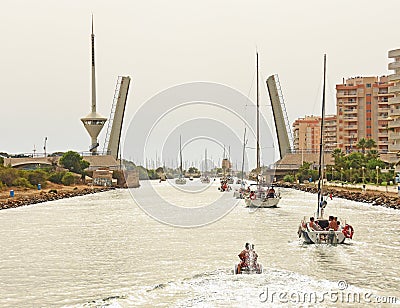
297, 55, 354, 244
244, 52, 280, 208
175, 135, 186, 185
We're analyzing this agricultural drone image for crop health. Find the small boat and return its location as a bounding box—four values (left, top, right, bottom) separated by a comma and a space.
234, 264, 263, 275
175, 135, 186, 185
234, 243, 263, 275
244, 184, 281, 208
218, 180, 231, 192
200, 176, 210, 183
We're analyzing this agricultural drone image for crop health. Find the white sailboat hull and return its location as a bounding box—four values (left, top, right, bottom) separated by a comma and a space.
244, 196, 280, 208
299, 228, 347, 244
175, 178, 186, 185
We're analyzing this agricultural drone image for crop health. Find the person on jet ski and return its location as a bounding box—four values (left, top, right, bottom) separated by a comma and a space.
237, 242, 250, 273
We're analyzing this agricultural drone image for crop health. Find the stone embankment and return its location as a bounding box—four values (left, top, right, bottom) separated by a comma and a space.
0, 187, 115, 210
277, 182, 400, 210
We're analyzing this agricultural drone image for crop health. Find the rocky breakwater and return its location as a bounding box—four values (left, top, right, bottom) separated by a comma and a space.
0, 187, 115, 210
277, 182, 400, 210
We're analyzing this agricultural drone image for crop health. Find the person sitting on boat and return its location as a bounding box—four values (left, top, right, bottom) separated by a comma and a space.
267, 187, 275, 198
309, 217, 322, 231
237, 243, 250, 273
327, 216, 338, 231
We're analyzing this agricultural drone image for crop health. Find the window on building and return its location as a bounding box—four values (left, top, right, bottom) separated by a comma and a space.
366, 94, 371, 96
366, 84, 371, 88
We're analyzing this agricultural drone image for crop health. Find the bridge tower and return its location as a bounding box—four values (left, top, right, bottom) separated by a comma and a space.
81, 16, 107, 155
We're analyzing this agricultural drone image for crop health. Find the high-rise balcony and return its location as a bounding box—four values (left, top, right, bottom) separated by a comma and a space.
337, 92, 358, 98
343, 116, 358, 121
390, 109, 400, 117
388, 62, 400, 70
389, 96, 400, 104
388, 73, 400, 82
389, 143, 400, 151
344, 125, 358, 130
344, 101, 358, 106
343, 109, 357, 114
389, 49, 400, 58
388, 118, 400, 128
389, 132, 400, 140
389, 85, 400, 93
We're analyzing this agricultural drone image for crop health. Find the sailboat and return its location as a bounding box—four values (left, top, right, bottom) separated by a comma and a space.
233, 128, 248, 199
244, 52, 281, 208
200, 149, 210, 183
298, 55, 354, 244
175, 135, 186, 185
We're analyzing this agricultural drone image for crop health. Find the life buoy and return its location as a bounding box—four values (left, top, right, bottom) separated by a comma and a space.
342, 224, 354, 239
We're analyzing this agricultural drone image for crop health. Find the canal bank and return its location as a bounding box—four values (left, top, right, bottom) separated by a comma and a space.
0, 185, 115, 210
276, 181, 400, 210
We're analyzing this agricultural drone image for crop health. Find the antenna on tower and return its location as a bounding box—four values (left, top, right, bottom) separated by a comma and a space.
43, 137, 47, 157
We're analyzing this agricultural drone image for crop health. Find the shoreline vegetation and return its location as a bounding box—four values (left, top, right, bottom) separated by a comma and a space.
276, 181, 400, 210
0, 184, 115, 210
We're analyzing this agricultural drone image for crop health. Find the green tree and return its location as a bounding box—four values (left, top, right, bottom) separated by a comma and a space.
48, 171, 67, 184
283, 174, 295, 183
27, 170, 48, 187
61, 172, 76, 186
365, 138, 377, 150
332, 148, 345, 167
356, 138, 367, 154
12, 177, 33, 188
0, 167, 19, 186
59, 151, 89, 174
296, 162, 319, 182
188, 166, 199, 174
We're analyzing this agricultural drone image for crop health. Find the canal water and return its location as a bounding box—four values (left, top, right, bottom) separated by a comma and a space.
0, 180, 399, 307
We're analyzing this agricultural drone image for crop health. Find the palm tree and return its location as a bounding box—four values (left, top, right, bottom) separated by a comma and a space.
356, 138, 367, 154
332, 148, 345, 166
365, 138, 377, 150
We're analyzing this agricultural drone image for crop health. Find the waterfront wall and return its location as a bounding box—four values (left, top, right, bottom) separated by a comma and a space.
277, 182, 400, 210
0, 187, 115, 210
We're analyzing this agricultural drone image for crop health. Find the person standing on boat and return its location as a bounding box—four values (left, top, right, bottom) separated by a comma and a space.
237, 243, 250, 274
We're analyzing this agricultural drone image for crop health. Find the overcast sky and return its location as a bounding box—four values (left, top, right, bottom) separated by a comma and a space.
1, 0, 400, 167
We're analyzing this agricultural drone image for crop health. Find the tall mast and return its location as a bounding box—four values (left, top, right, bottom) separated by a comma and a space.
256, 52, 260, 172
317, 54, 327, 218
205, 148, 208, 174
241, 127, 247, 184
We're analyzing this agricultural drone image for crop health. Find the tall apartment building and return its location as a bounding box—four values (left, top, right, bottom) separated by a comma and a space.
388, 49, 400, 153
336, 76, 393, 153
293, 115, 337, 152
